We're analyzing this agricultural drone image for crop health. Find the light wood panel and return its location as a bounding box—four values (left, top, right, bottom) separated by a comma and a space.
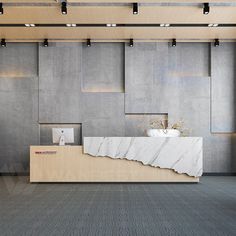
30, 146, 199, 182
0, 27, 235, 40
1, 6, 236, 24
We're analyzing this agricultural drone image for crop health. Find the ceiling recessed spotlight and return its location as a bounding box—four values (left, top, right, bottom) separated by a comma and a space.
172, 39, 176, 47
87, 39, 91, 47
160, 23, 170, 27
43, 39, 48, 47
71, 24, 76, 27
25, 24, 35, 27
203, 3, 210, 15
0, 3, 3, 15
214, 39, 219, 47
107, 24, 117, 27
129, 39, 134, 47
208, 23, 218, 27
133, 3, 138, 15
1, 38, 6, 47
66, 24, 72, 27
61, 1, 67, 15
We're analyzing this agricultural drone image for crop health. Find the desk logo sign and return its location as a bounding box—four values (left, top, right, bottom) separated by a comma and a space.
35, 151, 57, 155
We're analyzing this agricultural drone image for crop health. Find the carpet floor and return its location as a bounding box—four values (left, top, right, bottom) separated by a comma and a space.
0, 176, 235, 236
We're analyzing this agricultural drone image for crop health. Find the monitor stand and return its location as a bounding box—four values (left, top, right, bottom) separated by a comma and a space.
59, 135, 65, 146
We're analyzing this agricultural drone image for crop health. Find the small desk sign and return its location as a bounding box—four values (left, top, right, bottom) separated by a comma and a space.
35, 151, 57, 155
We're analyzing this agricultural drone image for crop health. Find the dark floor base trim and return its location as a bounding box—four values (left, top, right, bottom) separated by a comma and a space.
203, 172, 236, 176
31, 182, 199, 184
0, 173, 29, 176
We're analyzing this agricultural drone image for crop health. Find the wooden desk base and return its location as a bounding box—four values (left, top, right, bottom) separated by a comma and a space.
30, 146, 199, 183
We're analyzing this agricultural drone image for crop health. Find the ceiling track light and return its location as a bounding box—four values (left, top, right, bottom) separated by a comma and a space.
129, 39, 134, 47
214, 39, 219, 47
0, 3, 3, 15
61, 1, 67, 15
1, 38, 6, 47
172, 39, 176, 47
133, 3, 138, 15
43, 39, 48, 47
203, 3, 210, 15
87, 39, 91, 47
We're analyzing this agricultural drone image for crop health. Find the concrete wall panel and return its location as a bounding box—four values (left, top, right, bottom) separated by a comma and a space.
0, 43, 38, 78
211, 43, 236, 133
39, 43, 82, 123
82, 43, 124, 92
0, 77, 39, 172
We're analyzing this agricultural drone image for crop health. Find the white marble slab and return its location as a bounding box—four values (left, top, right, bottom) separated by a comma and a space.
83, 137, 203, 177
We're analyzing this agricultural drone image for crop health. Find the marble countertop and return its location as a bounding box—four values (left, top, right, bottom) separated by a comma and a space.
83, 137, 203, 177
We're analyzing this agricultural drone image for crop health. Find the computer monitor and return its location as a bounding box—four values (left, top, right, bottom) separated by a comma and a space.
52, 128, 74, 146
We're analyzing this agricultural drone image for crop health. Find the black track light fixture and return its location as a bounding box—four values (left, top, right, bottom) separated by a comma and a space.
61, 1, 67, 15
203, 3, 210, 15
172, 39, 176, 47
129, 39, 134, 47
43, 39, 48, 47
133, 3, 138, 15
0, 3, 3, 15
87, 39, 91, 47
1, 39, 6, 47
214, 39, 219, 47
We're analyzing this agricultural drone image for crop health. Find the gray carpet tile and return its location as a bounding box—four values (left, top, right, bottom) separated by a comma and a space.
0, 176, 236, 236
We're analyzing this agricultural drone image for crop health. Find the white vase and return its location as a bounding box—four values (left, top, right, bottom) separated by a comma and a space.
146, 129, 181, 137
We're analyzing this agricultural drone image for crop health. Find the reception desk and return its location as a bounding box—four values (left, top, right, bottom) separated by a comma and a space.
30, 137, 202, 183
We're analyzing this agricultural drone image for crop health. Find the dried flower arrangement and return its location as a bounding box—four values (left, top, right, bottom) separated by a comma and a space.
149, 118, 191, 136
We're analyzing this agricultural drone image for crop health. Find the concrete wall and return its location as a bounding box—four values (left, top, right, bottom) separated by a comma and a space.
0, 42, 235, 173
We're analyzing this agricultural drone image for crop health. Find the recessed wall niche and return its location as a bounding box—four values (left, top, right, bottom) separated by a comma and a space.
40, 124, 82, 145
125, 114, 168, 137
82, 43, 124, 92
